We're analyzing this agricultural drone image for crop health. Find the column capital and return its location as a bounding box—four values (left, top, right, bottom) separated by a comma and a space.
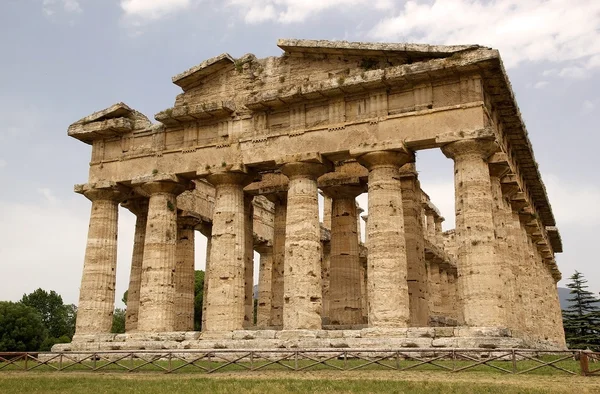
76, 183, 128, 202
177, 215, 201, 230
441, 138, 498, 160
254, 240, 273, 255
398, 162, 418, 177
280, 161, 331, 180
121, 197, 149, 216
320, 184, 365, 199
206, 171, 255, 186
139, 180, 189, 196
356, 150, 413, 170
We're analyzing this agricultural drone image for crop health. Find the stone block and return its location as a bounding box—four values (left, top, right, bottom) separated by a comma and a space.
360, 328, 408, 338
454, 326, 512, 338
276, 330, 318, 340
407, 327, 435, 338
434, 327, 455, 338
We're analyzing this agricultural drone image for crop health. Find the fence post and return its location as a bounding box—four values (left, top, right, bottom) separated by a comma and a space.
511, 349, 517, 374
580, 351, 589, 376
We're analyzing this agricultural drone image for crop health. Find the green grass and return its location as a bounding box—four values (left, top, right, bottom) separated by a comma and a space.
0, 373, 594, 394
0, 354, 583, 375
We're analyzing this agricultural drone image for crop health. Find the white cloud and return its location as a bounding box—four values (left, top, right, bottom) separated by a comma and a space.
369, 0, 600, 74
37, 187, 58, 204
545, 174, 600, 226
534, 81, 549, 89
582, 100, 597, 114
120, 0, 192, 20
0, 159, 6, 169
42, 0, 81, 16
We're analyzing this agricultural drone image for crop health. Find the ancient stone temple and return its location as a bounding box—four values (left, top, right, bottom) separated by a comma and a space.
57, 39, 566, 352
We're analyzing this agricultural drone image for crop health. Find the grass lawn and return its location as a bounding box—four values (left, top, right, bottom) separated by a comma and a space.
1, 370, 599, 394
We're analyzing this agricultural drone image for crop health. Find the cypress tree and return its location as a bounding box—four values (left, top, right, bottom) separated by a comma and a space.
562, 271, 600, 350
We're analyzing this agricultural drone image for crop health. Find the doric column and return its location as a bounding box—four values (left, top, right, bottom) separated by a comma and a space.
203, 172, 253, 332
442, 139, 508, 327
321, 185, 363, 325
427, 258, 441, 319
244, 195, 254, 327
174, 216, 199, 331
357, 150, 411, 327
123, 198, 148, 332
439, 265, 450, 318
322, 194, 332, 230
425, 208, 436, 243
447, 268, 460, 321
268, 193, 287, 327
434, 217, 445, 249
198, 223, 212, 331
255, 241, 273, 327
321, 237, 331, 323
137, 180, 186, 332
280, 162, 329, 330
489, 172, 517, 331
75, 185, 124, 335
399, 164, 429, 327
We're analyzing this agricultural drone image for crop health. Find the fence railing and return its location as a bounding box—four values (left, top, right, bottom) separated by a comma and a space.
0, 348, 597, 376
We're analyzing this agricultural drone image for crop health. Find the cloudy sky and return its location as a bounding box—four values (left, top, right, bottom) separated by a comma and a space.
1, 0, 599, 308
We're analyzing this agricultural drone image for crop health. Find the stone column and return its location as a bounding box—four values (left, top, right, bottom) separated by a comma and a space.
244, 195, 254, 327
123, 199, 148, 332
322, 194, 332, 230
434, 217, 445, 249
447, 268, 459, 321
399, 164, 429, 327
321, 238, 331, 323
357, 151, 411, 327
137, 181, 186, 333
203, 173, 252, 332
425, 208, 436, 243
198, 223, 212, 331
268, 194, 287, 327
255, 242, 273, 327
489, 173, 516, 331
75, 186, 123, 335
281, 162, 329, 330
442, 139, 507, 327
439, 266, 450, 319
321, 185, 363, 325
174, 216, 198, 331
427, 258, 441, 319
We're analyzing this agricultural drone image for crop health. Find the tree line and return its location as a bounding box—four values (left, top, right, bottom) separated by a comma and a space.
0, 271, 206, 352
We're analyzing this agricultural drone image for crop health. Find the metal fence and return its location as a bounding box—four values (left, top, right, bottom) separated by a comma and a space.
0, 348, 597, 376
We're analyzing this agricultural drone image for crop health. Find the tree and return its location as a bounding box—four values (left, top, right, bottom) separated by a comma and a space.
194, 270, 205, 331
111, 308, 126, 333
562, 271, 600, 350
0, 301, 47, 351
20, 288, 75, 340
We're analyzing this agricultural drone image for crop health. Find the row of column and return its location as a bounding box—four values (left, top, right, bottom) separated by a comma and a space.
75, 138, 564, 346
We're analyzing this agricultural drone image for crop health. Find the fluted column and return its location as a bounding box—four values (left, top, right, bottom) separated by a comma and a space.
442, 139, 507, 327
357, 150, 411, 327
434, 217, 444, 249
244, 195, 254, 327
75, 186, 123, 335
425, 209, 436, 243
281, 162, 329, 330
174, 216, 198, 331
399, 164, 429, 327
427, 259, 441, 318
321, 185, 363, 325
255, 242, 273, 327
439, 266, 450, 318
489, 173, 517, 331
137, 181, 186, 332
198, 223, 212, 331
203, 173, 252, 332
123, 199, 148, 332
268, 194, 286, 327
